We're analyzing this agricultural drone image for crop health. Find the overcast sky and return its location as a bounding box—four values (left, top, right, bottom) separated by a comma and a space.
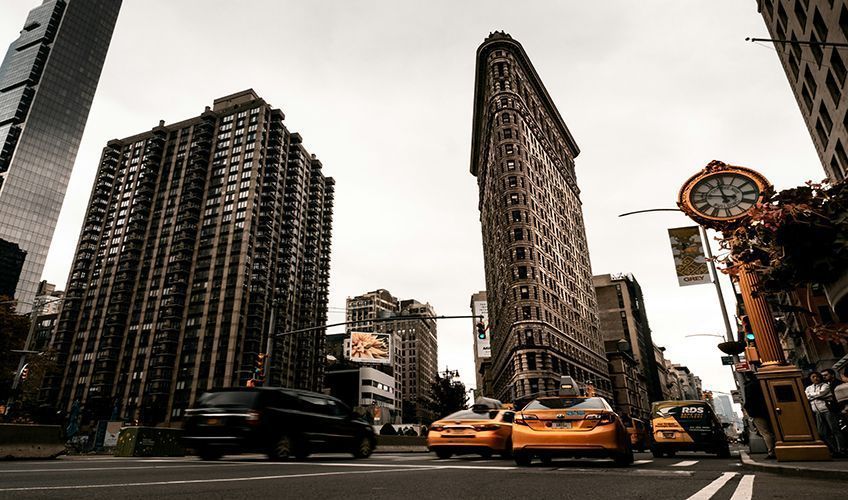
1, 1, 825, 397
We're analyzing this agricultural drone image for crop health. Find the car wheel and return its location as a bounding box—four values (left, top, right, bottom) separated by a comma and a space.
614, 445, 634, 467
352, 436, 374, 459
479, 449, 493, 459
650, 448, 662, 458
268, 434, 294, 461
435, 449, 453, 459
539, 456, 553, 465
500, 440, 513, 459
514, 452, 532, 466
197, 447, 222, 461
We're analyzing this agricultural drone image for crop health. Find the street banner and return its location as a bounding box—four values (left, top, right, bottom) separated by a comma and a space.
473, 299, 490, 359
668, 226, 712, 287
346, 332, 391, 364
721, 356, 733, 366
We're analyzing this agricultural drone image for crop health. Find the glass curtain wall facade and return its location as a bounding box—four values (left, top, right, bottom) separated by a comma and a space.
470, 32, 611, 403
0, 0, 122, 310
47, 90, 334, 425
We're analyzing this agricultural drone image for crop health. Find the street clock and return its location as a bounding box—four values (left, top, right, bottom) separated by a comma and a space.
677, 160, 772, 229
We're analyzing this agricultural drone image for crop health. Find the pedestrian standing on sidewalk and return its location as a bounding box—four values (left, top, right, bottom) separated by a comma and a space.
742, 372, 775, 459
825, 368, 848, 445
806, 371, 844, 457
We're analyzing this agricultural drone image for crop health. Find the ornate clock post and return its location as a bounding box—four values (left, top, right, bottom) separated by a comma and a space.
678, 160, 830, 462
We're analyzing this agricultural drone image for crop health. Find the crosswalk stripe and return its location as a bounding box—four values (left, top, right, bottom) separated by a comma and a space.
672, 460, 699, 467
729, 475, 754, 500
686, 472, 737, 500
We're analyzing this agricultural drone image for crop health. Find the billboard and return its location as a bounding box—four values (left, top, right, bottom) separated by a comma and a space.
473, 299, 490, 359
346, 332, 391, 364
668, 226, 712, 287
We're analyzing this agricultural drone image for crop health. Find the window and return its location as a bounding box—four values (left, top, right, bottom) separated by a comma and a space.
518, 266, 528, 279
802, 85, 814, 112
527, 353, 537, 370
842, 5, 848, 41
506, 159, 516, 170
515, 247, 526, 260
826, 71, 842, 104
831, 50, 847, 85
520, 286, 530, 299
507, 176, 517, 187
512, 210, 522, 222
794, 0, 807, 29
804, 66, 817, 94
810, 34, 823, 67
513, 228, 524, 241
820, 104, 833, 133
813, 9, 828, 41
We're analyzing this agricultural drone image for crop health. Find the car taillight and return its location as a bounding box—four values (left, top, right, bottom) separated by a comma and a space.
430, 424, 445, 432
245, 410, 261, 425
514, 414, 537, 426
472, 424, 501, 431
585, 413, 615, 425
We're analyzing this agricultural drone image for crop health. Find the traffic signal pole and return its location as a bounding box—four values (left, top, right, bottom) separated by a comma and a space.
273, 314, 483, 337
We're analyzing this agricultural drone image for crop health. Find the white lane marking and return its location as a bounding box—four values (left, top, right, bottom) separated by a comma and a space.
633, 459, 653, 465
0, 463, 255, 474
729, 475, 754, 500
686, 472, 738, 500
672, 460, 699, 467
0, 466, 442, 492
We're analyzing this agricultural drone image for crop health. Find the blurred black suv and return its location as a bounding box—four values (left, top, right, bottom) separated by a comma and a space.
183, 387, 377, 460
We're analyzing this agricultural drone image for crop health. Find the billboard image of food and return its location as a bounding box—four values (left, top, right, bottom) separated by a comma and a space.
348, 332, 391, 364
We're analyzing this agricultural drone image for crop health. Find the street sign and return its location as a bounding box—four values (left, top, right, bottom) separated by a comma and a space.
731, 390, 742, 404
721, 356, 733, 366
734, 361, 751, 372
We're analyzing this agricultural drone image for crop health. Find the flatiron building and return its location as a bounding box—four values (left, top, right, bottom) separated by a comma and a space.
470, 32, 611, 402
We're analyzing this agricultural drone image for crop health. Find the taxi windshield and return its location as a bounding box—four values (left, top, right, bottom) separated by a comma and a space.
524, 397, 607, 410
444, 409, 499, 420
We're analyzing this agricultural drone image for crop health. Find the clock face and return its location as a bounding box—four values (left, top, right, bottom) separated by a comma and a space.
688, 173, 761, 219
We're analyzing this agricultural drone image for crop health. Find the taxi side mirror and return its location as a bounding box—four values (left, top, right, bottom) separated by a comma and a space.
502, 412, 515, 424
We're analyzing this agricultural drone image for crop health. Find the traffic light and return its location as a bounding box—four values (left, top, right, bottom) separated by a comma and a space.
740, 316, 755, 344
19, 364, 29, 382
253, 353, 266, 386
476, 321, 487, 340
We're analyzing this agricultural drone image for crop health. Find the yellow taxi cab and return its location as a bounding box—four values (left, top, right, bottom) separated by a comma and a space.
621, 415, 650, 453
650, 400, 731, 458
511, 377, 633, 466
427, 398, 515, 459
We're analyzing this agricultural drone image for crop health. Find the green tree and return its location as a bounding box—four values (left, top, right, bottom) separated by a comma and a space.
0, 296, 31, 403
424, 373, 467, 422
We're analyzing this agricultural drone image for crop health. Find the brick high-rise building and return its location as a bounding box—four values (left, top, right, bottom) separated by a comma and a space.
48, 90, 334, 424
755, 0, 848, 181
593, 273, 662, 403
0, 0, 122, 311
470, 32, 610, 402
378, 299, 438, 423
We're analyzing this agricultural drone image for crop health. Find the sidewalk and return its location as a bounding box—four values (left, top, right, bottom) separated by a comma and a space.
740, 451, 848, 481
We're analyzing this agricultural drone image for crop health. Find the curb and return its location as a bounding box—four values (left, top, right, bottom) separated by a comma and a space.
739, 451, 848, 482
374, 446, 430, 454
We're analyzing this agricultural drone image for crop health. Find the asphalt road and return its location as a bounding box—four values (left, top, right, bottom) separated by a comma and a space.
0, 451, 844, 499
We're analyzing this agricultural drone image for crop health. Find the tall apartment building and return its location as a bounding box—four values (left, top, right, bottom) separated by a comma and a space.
378, 299, 438, 423
470, 32, 610, 402
48, 90, 334, 425
344, 289, 438, 422
32, 280, 63, 352
756, 0, 848, 180
345, 289, 399, 332
0, 0, 122, 310
593, 273, 663, 402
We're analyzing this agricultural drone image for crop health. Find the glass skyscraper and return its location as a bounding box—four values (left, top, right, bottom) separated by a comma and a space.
0, 0, 122, 311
